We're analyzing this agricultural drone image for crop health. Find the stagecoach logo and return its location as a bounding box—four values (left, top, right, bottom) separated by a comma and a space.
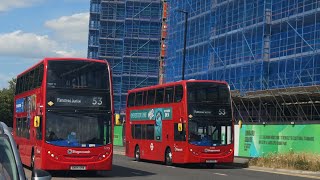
67, 149, 91, 155
204, 148, 220, 153
67, 149, 72, 155
218, 109, 226, 116
150, 143, 154, 151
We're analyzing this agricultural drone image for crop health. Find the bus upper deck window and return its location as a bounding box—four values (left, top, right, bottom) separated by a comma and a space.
174, 85, 183, 102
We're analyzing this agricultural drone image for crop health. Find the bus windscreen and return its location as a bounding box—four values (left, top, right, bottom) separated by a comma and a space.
187, 82, 232, 146
45, 112, 111, 147
45, 60, 112, 147
47, 60, 109, 90
187, 82, 230, 104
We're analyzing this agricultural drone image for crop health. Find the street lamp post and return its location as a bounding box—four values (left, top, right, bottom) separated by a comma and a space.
176, 9, 188, 80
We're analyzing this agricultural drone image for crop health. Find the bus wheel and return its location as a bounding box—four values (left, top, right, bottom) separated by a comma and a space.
165, 148, 172, 166
135, 146, 141, 161
31, 153, 35, 170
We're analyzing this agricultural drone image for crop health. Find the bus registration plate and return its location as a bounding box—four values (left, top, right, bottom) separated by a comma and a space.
70, 166, 87, 170
206, 160, 217, 163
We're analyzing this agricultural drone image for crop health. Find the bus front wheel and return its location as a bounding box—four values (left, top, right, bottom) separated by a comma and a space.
165, 148, 172, 166
135, 146, 140, 161
31, 153, 35, 170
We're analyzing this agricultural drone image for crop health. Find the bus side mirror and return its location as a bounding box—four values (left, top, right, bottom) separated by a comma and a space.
178, 123, 183, 132
238, 120, 242, 128
34, 116, 40, 128
115, 113, 121, 125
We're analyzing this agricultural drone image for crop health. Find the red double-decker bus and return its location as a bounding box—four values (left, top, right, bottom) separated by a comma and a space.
13, 58, 114, 171
125, 80, 234, 166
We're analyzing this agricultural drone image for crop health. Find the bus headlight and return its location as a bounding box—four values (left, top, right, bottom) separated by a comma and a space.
98, 152, 108, 160
48, 150, 59, 160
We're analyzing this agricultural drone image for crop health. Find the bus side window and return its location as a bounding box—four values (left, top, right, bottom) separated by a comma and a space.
147, 90, 155, 105
33, 67, 40, 89
135, 92, 143, 106
143, 91, 148, 105
128, 93, 135, 107
38, 64, 44, 87
146, 124, 154, 140
174, 85, 183, 103
22, 74, 27, 92
155, 88, 164, 104
134, 125, 142, 139
165, 86, 174, 103
28, 70, 35, 90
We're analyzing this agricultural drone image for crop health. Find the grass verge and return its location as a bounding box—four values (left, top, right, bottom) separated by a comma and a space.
249, 153, 320, 171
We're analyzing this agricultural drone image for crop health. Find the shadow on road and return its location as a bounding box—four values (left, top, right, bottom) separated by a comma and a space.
48, 165, 156, 178
175, 163, 248, 170
136, 159, 247, 170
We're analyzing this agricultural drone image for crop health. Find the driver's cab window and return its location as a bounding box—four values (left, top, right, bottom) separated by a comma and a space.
36, 116, 43, 140
174, 85, 183, 102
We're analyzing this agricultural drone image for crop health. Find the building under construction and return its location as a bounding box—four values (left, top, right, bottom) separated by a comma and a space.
164, 0, 320, 123
88, 0, 162, 113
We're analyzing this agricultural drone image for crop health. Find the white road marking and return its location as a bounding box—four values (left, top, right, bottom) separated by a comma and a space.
214, 173, 227, 176
166, 166, 176, 168
131, 172, 142, 175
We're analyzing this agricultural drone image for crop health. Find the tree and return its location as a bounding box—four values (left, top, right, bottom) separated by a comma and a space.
0, 78, 16, 127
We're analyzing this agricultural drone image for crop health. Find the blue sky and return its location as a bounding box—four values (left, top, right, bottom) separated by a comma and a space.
0, 0, 90, 89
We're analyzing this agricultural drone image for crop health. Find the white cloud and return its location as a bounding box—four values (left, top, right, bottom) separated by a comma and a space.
0, 0, 42, 12
45, 13, 89, 43
0, 31, 86, 59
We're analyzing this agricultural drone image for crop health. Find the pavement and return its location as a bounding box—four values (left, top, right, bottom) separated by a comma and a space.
113, 145, 320, 179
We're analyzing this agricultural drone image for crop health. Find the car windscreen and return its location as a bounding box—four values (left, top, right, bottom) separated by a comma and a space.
0, 135, 19, 180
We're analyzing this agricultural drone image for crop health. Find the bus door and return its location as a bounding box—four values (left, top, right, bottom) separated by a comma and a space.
172, 121, 186, 162
172, 104, 187, 163
32, 114, 43, 167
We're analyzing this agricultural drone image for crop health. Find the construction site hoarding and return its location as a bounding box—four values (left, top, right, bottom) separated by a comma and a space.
238, 124, 319, 157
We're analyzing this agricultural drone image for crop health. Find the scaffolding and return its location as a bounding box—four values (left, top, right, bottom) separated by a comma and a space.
165, 0, 320, 123
88, 0, 162, 113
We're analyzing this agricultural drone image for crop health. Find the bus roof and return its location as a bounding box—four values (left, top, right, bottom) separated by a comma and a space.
17, 57, 106, 78
128, 79, 229, 93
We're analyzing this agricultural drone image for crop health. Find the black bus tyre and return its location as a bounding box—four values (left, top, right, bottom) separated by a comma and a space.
31, 153, 35, 170
165, 148, 172, 166
135, 146, 141, 161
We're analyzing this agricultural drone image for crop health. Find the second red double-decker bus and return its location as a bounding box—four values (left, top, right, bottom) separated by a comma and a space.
13, 58, 114, 171
125, 80, 234, 166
